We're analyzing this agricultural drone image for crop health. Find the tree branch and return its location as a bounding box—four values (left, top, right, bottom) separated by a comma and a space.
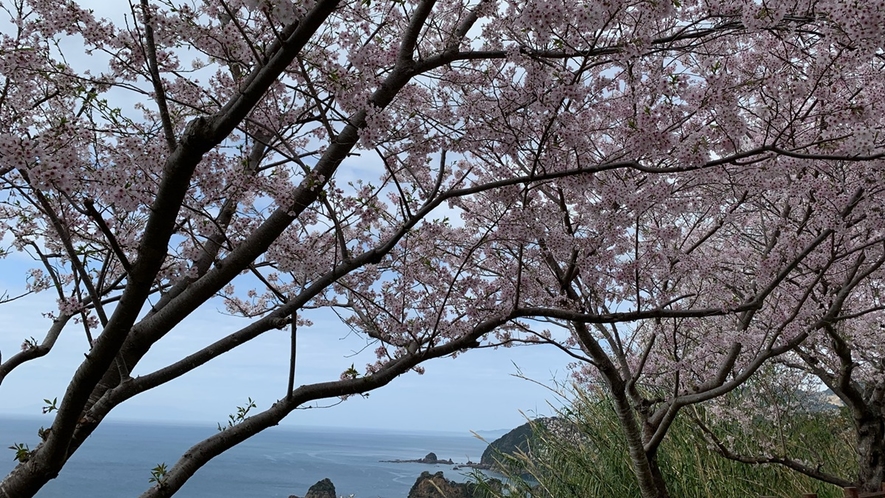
137, 0, 177, 151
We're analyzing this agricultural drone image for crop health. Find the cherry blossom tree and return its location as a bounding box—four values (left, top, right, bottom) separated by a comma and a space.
792, 293, 885, 491
336, 2, 885, 497
432, 60, 885, 498
1, 0, 884, 497
692, 274, 885, 492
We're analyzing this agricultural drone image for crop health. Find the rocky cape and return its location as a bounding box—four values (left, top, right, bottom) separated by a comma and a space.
289, 419, 562, 497
480, 417, 571, 469
291, 472, 499, 498
381, 450, 492, 471
381, 452, 455, 465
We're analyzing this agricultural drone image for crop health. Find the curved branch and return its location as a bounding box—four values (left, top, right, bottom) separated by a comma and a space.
0, 314, 73, 385
691, 412, 852, 488
136, 313, 512, 498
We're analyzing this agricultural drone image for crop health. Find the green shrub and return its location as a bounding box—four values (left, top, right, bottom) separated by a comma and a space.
473, 386, 851, 498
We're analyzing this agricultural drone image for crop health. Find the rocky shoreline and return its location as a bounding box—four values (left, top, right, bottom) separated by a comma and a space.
380, 451, 455, 465
288, 450, 500, 498
379, 451, 494, 471
289, 420, 546, 498
289, 471, 495, 498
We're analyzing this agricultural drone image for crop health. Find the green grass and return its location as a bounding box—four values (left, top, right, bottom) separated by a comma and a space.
473, 387, 854, 498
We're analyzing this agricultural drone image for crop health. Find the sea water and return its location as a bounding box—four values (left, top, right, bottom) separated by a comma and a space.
0, 417, 497, 498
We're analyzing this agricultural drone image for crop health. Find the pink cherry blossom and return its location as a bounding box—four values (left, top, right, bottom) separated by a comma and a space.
1, 1, 885, 497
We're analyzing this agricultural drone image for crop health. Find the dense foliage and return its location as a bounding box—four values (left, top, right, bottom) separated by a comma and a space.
475, 386, 852, 498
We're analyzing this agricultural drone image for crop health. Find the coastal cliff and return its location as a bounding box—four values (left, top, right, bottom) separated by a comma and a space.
479, 417, 564, 468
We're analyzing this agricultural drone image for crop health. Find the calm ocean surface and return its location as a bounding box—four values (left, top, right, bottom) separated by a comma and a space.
0, 417, 499, 497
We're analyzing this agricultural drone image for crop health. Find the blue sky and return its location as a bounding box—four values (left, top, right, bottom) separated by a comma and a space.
0, 2, 574, 436
0, 266, 571, 433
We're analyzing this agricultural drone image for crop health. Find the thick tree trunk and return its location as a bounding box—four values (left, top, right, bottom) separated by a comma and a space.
571, 319, 672, 498
607, 382, 671, 498
647, 450, 670, 498
856, 414, 885, 492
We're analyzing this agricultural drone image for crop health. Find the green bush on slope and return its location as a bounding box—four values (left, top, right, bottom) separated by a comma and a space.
473, 386, 852, 498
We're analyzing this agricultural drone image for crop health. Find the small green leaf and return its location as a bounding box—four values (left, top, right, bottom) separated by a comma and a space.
42, 397, 58, 414
9, 443, 30, 463
149, 463, 167, 484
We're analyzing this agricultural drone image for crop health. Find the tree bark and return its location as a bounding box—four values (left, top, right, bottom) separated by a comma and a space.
646, 448, 670, 498
607, 377, 671, 498
856, 413, 885, 492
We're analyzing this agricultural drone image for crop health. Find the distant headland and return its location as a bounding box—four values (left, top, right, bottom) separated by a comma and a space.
289, 418, 555, 498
